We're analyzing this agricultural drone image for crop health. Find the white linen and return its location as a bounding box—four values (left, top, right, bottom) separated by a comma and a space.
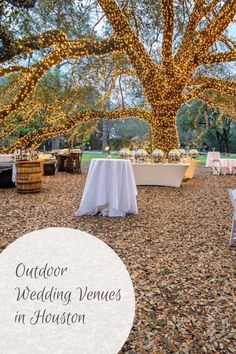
132, 163, 189, 187
12, 164, 16, 183
0, 154, 12, 163
76, 159, 138, 217
220, 159, 236, 174
206, 151, 221, 167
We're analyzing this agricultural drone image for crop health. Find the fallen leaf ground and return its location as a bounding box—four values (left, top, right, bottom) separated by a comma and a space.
0, 167, 236, 353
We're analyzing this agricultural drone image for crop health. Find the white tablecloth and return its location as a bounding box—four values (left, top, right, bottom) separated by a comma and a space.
12, 164, 16, 183
0, 154, 12, 163
75, 159, 138, 217
206, 152, 221, 167
220, 159, 236, 174
132, 163, 189, 187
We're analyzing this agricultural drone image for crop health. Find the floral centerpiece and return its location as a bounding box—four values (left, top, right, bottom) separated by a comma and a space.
179, 149, 186, 157
135, 149, 148, 163
189, 149, 199, 159
119, 148, 131, 159
168, 149, 181, 163
104, 146, 112, 158
152, 149, 164, 163
14, 149, 39, 161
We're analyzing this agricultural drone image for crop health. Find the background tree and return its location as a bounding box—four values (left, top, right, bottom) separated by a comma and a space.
177, 99, 236, 152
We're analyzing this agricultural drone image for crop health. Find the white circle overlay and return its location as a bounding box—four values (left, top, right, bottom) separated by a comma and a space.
0, 227, 135, 354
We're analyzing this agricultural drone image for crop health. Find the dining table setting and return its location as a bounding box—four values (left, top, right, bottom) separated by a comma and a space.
206, 151, 236, 175
219, 158, 236, 175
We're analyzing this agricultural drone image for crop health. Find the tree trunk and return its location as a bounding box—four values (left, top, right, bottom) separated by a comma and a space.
102, 119, 109, 151
216, 131, 223, 152
51, 137, 60, 150
150, 106, 180, 153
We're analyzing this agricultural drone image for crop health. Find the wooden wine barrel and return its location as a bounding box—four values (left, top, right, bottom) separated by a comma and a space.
16, 160, 42, 193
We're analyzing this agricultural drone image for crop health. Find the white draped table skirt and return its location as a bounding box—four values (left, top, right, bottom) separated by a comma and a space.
132, 163, 189, 187
76, 159, 138, 217
206, 152, 221, 167
220, 159, 236, 174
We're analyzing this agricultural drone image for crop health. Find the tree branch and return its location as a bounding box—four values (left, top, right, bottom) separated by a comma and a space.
0, 30, 67, 63
0, 36, 123, 121
97, 0, 156, 77
4, 108, 152, 152
198, 91, 236, 119
198, 50, 236, 65
0, 65, 30, 76
187, 77, 236, 100
218, 34, 236, 51
0, 29, 121, 63
196, 0, 236, 52
176, 0, 220, 62
161, 0, 174, 72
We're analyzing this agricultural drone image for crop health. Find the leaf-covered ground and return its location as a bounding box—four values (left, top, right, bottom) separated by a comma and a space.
0, 167, 236, 353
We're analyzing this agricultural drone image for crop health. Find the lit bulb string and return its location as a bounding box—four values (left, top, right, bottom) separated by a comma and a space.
0, 82, 71, 135
218, 34, 236, 51
175, 0, 236, 68
67, 122, 98, 145
175, 0, 222, 63
1, 69, 90, 141
3, 108, 152, 153
97, 68, 137, 108
194, 112, 210, 145
200, 7, 236, 52
0, 66, 29, 76
1, 62, 139, 146
99, 0, 235, 151
198, 92, 236, 120
0, 105, 42, 139
0, 0, 236, 152
0, 87, 77, 142
11, 30, 68, 61
0, 35, 122, 122
0, 72, 30, 107
184, 78, 236, 108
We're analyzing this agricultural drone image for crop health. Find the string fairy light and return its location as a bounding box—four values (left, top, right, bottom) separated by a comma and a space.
3, 108, 152, 153
0, 0, 236, 153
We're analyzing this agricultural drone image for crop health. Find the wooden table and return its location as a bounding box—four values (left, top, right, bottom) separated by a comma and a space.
56, 153, 83, 173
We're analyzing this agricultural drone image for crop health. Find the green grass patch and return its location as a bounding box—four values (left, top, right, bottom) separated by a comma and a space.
81, 151, 236, 166
81, 152, 119, 164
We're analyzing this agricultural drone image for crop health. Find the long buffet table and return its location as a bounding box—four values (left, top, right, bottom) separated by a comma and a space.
132, 163, 190, 187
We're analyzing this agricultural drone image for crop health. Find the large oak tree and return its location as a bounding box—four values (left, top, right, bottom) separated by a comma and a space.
0, 0, 236, 152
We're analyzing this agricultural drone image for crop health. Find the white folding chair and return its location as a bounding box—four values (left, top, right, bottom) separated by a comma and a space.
212, 159, 229, 176
228, 189, 236, 246
212, 159, 221, 175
